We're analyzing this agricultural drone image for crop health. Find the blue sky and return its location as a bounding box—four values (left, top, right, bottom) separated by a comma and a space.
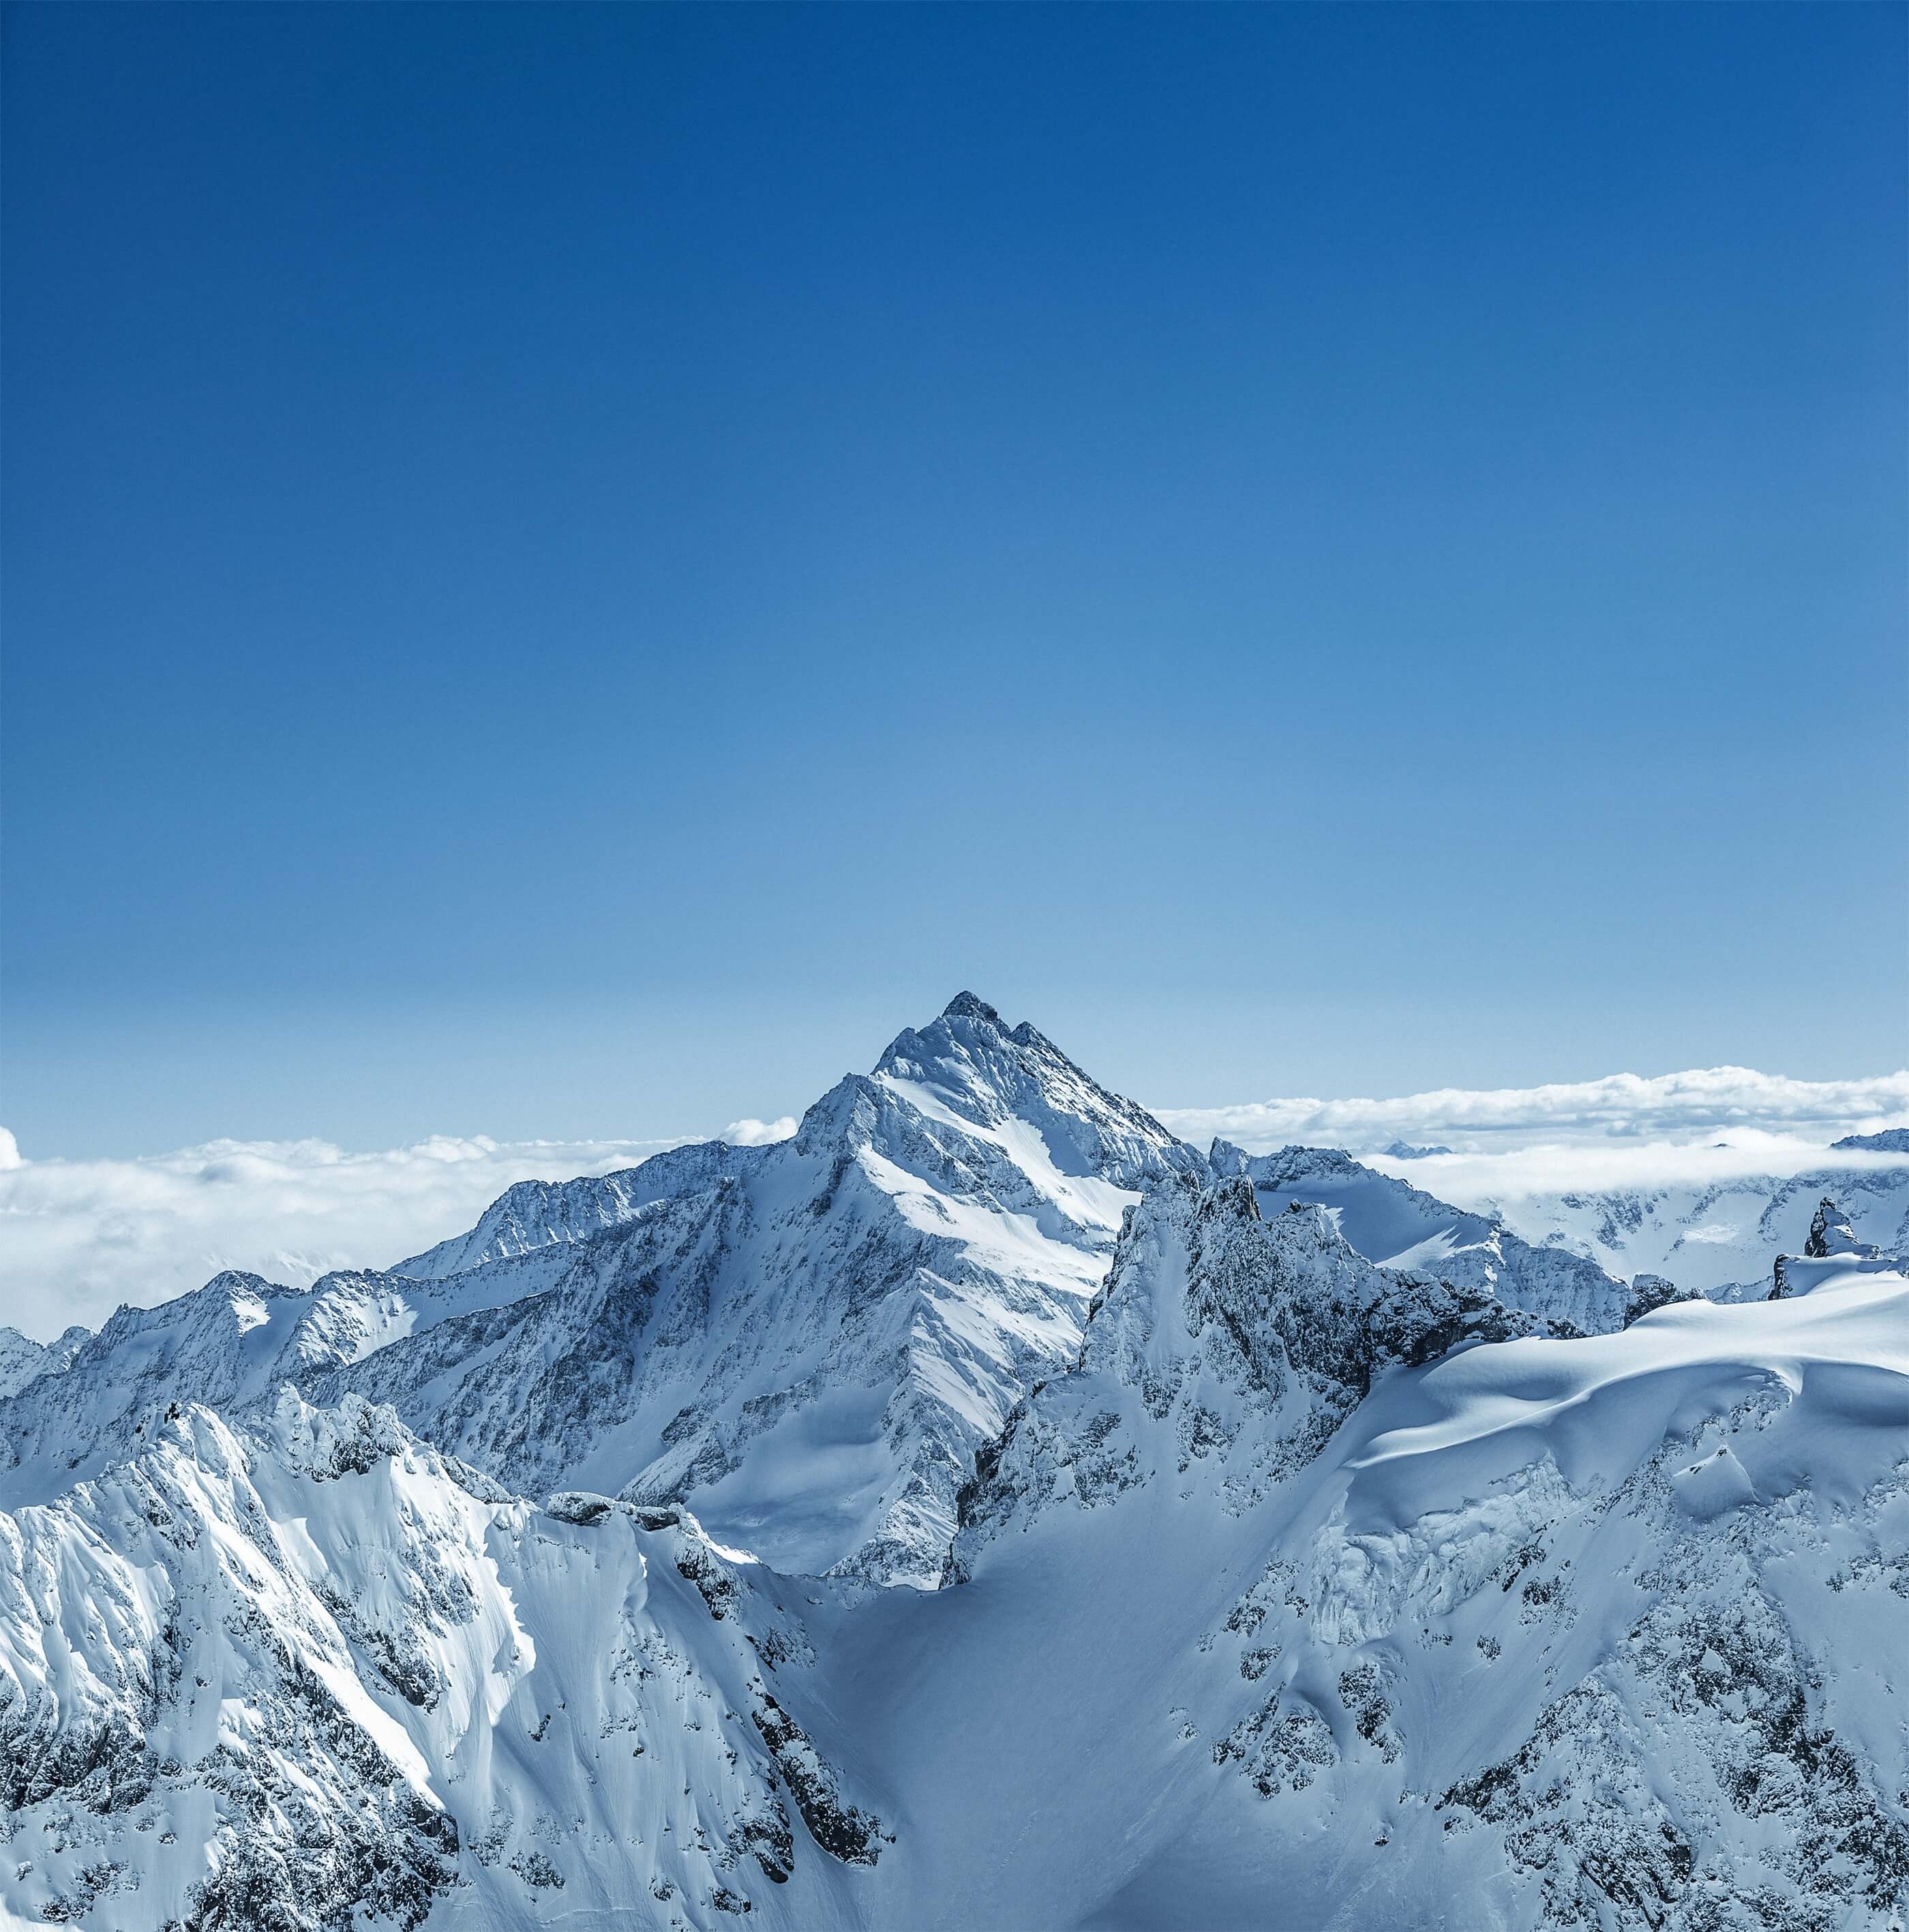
5, 2, 1904, 1157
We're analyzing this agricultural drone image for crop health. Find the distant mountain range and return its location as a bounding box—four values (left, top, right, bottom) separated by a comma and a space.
3, 996, 1905, 1930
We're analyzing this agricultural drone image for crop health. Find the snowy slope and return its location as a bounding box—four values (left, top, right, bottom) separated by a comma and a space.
0, 1390, 887, 1931
828, 1177, 1909, 1931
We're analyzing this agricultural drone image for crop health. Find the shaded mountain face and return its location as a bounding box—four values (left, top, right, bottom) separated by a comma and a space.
0, 1325, 83, 1403
950, 1172, 1562, 1583
391, 1140, 758, 1280
6, 998, 1902, 1932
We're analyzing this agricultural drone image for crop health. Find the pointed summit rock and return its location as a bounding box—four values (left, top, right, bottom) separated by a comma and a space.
940, 989, 1004, 1023
876, 994, 1197, 1190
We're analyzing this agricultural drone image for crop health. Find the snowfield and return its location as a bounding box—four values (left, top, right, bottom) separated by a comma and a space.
1373, 1141, 1909, 1303
1, 999, 1904, 1931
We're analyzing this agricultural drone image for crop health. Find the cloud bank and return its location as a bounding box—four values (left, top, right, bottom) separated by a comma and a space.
719, 1116, 800, 1147
5, 1066, 1904, 1344
1156, 1066, 1909, 1239
1367, 1128, 1909, 1229
0, 1131, 685, 1342
1154, 1066, 1909, 1155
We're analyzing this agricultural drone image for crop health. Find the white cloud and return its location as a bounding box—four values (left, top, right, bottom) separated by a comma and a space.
1153, 1066, 1909, 1155
719, 1116, 800, 1147
1156, 1070, 1909, 1231
0, 1131, 686, 1342
1362, 1127, 1909, 1232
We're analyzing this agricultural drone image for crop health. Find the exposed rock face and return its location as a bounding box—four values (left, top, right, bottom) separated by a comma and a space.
1805, 1195, 1866, 1258
1623, 1272, 1702, 1325
950, 1172, 1555, 1580
1776, 1198, 1891, 1298
751, 1693, 890, 1868
1209, 1141, 1631, 1333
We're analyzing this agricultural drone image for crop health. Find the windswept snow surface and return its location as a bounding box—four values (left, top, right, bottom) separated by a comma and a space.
871, 1190, 1909, 1931
3, 1001, 1904, 1931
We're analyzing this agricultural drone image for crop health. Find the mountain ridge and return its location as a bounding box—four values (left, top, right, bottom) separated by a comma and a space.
4, 997, 1904, 1931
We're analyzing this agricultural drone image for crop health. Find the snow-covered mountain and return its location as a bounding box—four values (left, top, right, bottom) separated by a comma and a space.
0, 997, 1201, 1586
1, 1390, 886, 1930
0, 1327, 78, 1404
4, 997, 1905, 1931
0, 1335, 40, 1406
0, 1252, 597, 1512
904, 1174, 1909, 1930
1209, 1141, 1633, 1331
1833, 1128, 1909, 1154
1462, 1157, 1909, 1301
309, 994, 1200, 1590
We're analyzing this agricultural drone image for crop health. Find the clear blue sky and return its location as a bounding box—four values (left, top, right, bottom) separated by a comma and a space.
5, 3, 1904, 1156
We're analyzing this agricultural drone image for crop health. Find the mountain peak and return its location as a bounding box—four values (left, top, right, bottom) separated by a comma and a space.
871, 996, 1197, 1192
873, 995, 1013, 1083
940, 990, 1004, 1025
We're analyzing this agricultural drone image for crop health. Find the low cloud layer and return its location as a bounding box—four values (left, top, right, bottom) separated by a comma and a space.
4, 1066, 1904, 1344
1154, 1066, 1909, 1155
719, 1116, 800, 1147
1365, 1127, 1909, 1228
1156, 1066, 1909, 1248
0, 1130, 684, 1342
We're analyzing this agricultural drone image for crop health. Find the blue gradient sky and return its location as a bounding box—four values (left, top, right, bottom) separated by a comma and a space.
5, 3, 1904, 1156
